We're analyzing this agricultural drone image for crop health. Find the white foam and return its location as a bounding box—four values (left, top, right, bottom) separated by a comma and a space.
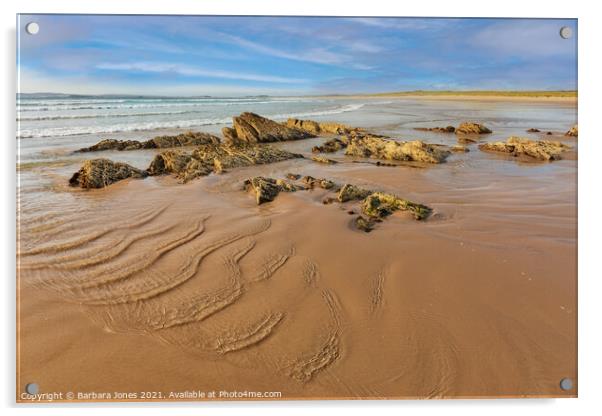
17, 103, 365, 139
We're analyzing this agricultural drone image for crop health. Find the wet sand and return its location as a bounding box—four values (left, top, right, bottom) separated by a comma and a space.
17, 98, 577, 401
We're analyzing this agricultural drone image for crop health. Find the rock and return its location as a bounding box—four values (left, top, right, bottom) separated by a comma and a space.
225, 113, 315, 144
302, 176, 337, 190
361, 192, 432, 221
69, 159, 147, 188
75, 139, 147, 152
414, 126, 455, 133
243, 176, 300, 204
457, 136, 479, 144
478, 137, 571, 161
147, 143, 303, 183
345, 136, 450, 164
527, 128, 541, 133
455, 122, 492, 135
286, 173, 302, 180
151, 131, 221, 148
76, 132, 220, 152
322, 197, 337, 205
147, 150, 196, 175
546, 131, 553, 135
222, 127, 238, 144
451, 145, 469, 153
312, 156, 338, 164
213, 158, 225, 174
337, 184, 372, 202
565, 125, 578, 137
285, 118, 361, 135
312, 138, 348, 153
355, 215, 375, 232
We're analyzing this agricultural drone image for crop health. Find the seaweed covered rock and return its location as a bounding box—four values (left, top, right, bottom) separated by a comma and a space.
565, 125, 578, 137
337, 184, 372, 202
301, 175, 337, 190
455, 122, 492, 135
414, 126, 456, 133
76, 131, 220, 152
355, 215, 375, 232
361, 192, 432, 221
225, 112, 315, 144
76, 139, 151, 152
243, 176, 301, 204
311, 156, 338, 164
285, 118, 362, 136
147, 143, 304, 183
478, 137, 571, 161
345, 136, 450, 164
69, 159, 147, 189
312, 137, 348, 153
150, 131, 221, 148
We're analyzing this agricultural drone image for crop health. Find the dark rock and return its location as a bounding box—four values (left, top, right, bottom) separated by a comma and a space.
355, 215, 375, 232
414, 126, 455, 133
69, 159, 147, 188
527, 128, 541, 133
322, 197, 337, 205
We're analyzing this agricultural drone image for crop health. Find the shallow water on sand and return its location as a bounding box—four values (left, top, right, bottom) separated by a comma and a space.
17, 98, 577, 400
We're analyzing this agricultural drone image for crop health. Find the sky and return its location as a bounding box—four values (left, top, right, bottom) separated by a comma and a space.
17, 15, 578, 96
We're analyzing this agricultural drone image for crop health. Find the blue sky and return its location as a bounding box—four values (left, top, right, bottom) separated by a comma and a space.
17, 15, 577, 96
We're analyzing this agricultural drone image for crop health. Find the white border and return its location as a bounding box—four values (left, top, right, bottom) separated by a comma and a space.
3, 1, 601, 415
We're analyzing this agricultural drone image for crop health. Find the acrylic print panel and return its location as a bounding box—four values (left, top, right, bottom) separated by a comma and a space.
16, 14, 577, 402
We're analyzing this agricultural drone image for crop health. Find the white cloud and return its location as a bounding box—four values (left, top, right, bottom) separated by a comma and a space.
470, 20, 576, 57
96, 62, 308, 84
17, 67, 304, 96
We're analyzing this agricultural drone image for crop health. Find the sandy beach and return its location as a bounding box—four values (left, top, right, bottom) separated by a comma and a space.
17, 96, 577, 401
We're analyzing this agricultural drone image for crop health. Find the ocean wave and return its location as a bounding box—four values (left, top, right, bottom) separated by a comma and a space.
17, 110, 204, 121
17, 98, 321, 112
17, 103, 365, 139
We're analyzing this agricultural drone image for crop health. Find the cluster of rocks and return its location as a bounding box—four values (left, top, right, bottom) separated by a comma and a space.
479, 137, 572, 161
70, 143, 303, 189
69, 112, 575, 191
414, 126, 456, 133
412, 122, 492, 136
243, 175, 432, 232
75, 131, 221, 152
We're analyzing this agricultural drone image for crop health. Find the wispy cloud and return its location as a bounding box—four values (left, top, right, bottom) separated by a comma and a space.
96, 62, 308, 84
